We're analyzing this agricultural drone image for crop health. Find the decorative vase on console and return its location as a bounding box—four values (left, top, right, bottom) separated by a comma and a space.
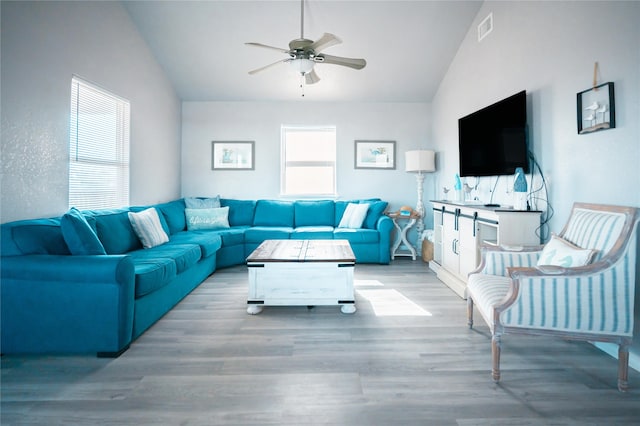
513, 167, 528, 210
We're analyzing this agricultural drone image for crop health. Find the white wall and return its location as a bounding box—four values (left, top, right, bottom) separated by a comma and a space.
432, 1, 640, 233
181, 101, 434, 228
432, 0, 640, 369
1, 1, 182, 222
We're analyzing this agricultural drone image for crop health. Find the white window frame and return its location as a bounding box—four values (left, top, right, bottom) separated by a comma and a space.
69, 76, 130, 210
280, 125, 337, 197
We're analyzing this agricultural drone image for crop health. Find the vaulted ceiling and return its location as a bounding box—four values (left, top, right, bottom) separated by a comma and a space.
123, 1, 482, 102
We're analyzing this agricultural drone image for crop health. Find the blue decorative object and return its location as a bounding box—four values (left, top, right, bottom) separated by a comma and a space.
454, 174, 462, 190
513, 167, 527, 192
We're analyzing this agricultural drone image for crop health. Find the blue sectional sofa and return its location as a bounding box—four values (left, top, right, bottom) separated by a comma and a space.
1, 198, 392, 356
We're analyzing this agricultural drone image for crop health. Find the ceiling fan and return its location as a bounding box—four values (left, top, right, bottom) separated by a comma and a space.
245, 0, 366, 86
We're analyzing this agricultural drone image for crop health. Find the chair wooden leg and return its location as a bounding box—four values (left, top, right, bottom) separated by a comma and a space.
491, 334, 501, 383
467, 297, 474, 329
618, 343, 630, 392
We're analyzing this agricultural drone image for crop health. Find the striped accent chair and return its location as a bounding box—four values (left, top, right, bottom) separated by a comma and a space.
467, 203, 639, 391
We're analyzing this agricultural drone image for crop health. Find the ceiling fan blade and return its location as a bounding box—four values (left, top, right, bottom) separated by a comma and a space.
316, 54, 366, 70
245, 42, 290, 54
305, 69, 320, 85
309, 33, 342, 53
248, 59, 290, 75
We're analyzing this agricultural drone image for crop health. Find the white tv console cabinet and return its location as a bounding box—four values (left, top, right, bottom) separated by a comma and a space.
429, 201, 542, 299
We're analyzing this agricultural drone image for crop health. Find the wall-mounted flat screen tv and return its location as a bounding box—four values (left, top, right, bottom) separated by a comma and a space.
458, 90, 529, 177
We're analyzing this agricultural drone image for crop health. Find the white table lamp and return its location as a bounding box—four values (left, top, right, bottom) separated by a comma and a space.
405, 150, 436, 237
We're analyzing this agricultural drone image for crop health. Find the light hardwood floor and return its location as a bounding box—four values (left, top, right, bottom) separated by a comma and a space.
2, 261, 640, 425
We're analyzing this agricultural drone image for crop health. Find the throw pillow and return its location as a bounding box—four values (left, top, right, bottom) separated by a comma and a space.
128, 208, 170, 249
60, 207, 107, 255
185, 207, 230, 231
362, 200, 388, 229
537, 234, 597, 267
338, 203, 370, 229
184, 196, 221, 209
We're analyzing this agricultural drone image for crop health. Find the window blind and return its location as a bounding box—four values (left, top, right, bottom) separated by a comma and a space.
69, 76, 130, 210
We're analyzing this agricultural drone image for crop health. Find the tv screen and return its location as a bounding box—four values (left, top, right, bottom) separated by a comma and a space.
458, 90, 529, 177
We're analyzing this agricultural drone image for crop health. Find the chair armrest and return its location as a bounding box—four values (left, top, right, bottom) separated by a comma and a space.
495, 256, 636, 336
471, 243, 544, 277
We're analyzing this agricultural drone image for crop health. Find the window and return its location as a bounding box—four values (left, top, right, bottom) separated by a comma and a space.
281, 126, 336, 196
69, 76, 130, 210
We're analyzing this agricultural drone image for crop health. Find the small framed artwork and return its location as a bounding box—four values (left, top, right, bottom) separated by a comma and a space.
212, 141, 254, 170
577, 82, 615, 134
354, 140, 396, 169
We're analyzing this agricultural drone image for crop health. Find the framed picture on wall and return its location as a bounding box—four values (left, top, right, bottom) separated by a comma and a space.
212, 141, 254, 170
577, 82, 615, 134
354, 140, 396, 169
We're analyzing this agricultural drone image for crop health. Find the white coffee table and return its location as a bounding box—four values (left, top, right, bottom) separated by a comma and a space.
246, 239, 356, 314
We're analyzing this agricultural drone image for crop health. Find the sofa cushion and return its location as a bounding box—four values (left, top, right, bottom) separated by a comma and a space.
294, 200, 334, 227
253, 200, 294, 227
128, 208, 169, 249
215, 228, 246, 247
333, 228, 379, 244
244, 226, 293, 243
185, 207, 230, 231
141, 243, 202, 273
128, 256, 177, 298
169, 231, 223, 258
91, 210, 142, 254
184, 196, 221, 209
362, 201, 388, 229
291, 226, 335, 239
60, 208, 107, 255
338, 203, 369, 229
7, 221, 71, 256
220, 199, 256, 226
155, 199, 187, 234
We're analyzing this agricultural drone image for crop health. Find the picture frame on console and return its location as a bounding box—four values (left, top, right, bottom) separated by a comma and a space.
212, 141, 255, 170
577, 82, 615, 134
354, 140, 396, 170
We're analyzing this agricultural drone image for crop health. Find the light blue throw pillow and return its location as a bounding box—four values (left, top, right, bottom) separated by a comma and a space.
338, 203, 369, 229
185, 207, 230, 231
60, 207, 107, 255
184, 196, 221, 209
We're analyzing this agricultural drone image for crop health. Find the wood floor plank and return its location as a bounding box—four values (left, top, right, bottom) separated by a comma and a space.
2, 260, 639, 425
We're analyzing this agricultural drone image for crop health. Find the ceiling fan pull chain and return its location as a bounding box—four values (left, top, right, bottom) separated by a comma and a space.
300, 73, 305, 97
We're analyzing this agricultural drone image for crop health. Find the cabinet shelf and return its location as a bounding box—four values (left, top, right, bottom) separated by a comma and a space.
430, 201, 541, 298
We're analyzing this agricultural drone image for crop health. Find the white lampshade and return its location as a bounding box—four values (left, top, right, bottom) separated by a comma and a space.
405, 150, 436, 173
289, 58, 315, 74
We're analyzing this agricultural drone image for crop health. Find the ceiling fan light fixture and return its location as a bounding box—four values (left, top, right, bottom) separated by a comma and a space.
289, 58, 315, 74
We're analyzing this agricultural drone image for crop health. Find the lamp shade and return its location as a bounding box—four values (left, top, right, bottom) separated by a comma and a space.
405, 150, 436, 173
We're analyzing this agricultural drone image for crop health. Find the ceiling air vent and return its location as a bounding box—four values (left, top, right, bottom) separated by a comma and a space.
478, 13, 493, 42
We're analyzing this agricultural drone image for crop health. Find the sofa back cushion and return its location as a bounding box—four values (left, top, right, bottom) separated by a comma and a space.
88, 209, 142, 254
2, 219, 71, 256
253, 200, 294, 227
61, 208, 107, 255
294, 200, 334, 227
220, 199, 256, 227
362, 200, 388, 229
155, 199, 187, 234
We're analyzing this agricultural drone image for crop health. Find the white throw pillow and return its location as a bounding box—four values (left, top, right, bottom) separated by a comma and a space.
338, 203, 370, 229
537, 234, 596, 267
128, 208, 170, 249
